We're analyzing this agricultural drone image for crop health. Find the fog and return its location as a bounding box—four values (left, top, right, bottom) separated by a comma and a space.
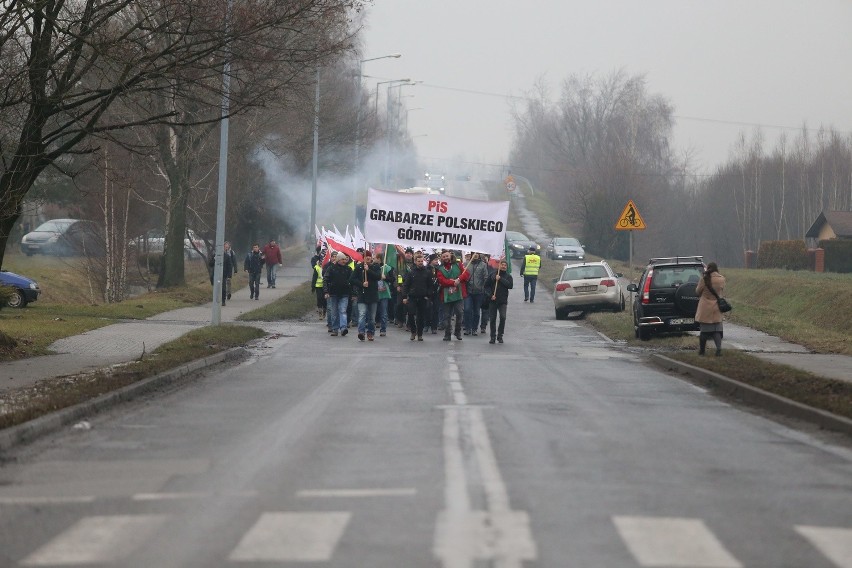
362, 0, 852, 175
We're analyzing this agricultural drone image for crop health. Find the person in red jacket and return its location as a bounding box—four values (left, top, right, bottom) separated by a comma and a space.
262, 238, 283, 288
436, 250, 470, 341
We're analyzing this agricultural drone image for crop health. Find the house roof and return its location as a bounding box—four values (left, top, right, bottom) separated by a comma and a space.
805, 210, 852, 238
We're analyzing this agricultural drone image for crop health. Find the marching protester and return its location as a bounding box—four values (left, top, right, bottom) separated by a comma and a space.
375, 252, 395, 337
262, 238, 283, 288
351, 250, 381, 341
479, 254, 493, 335
310, 245, 324, 268
395, 247, 415, 329
463, 252, 489, 336
324, 253, 353, 336
436, 250, 470, 341
402, 250, 436, 341
427, 253, 442, 334
311, 252, 326, 318
485, 259, 513, 344
244, 243, 265, 300
520, 244, 541, 303
323, 251, 339, 331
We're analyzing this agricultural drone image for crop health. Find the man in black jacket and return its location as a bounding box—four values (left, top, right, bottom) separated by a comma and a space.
351, 250, 381, 341
244, 243, 265, 300
485, 259, 514, 344
402, 251, 436, 341
323, 254, 353, 336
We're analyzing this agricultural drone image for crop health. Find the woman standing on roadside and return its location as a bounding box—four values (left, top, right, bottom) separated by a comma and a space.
695, 262, 727, 356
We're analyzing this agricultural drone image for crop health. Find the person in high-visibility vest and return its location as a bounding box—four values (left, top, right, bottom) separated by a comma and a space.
311, 257, 325, 319
519, 245, 541, 303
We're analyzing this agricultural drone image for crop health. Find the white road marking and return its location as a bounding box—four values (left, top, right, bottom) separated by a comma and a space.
613, 516, 742, 567
795, 525, 852, 568
21, 514, 167, 566
228, 511, 351, 562
0, 496, 95, 505
296, 488, 417, 498
433, 352, 537, 568
131, 490, 258, 501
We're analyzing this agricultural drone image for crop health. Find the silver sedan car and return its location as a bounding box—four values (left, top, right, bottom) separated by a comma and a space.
553, 260, 625, 319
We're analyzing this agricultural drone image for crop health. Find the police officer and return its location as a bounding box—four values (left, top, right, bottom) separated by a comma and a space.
520, 244, 541, 303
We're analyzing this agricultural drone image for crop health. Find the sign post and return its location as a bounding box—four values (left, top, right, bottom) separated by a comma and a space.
614, 199, 647, 269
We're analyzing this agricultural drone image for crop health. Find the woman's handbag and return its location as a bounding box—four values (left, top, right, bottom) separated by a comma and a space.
706, 283, 732, 313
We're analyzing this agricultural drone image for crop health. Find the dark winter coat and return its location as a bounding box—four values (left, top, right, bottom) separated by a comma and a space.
324, 262, 354, 296
485, 269, 513, 305
402, 264, 437, 298
244, 251, 265, 274
350, 262, 382, 304
466, 258, 489, 294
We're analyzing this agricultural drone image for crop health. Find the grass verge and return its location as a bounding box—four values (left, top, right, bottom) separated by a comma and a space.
237, 281, 316, 321
0, 324, 266, 430
667, 350, 852, 420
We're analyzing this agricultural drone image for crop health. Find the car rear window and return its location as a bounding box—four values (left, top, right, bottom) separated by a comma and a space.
562, 265, 608, 280
651, 266, 703, 287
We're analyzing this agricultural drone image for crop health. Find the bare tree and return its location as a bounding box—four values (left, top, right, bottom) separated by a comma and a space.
0, 0, 365, 269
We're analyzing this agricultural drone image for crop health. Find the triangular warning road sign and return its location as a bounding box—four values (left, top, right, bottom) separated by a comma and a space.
615, 199, 646, 230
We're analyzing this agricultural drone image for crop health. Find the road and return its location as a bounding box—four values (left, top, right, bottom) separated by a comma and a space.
1, 283, 851, 567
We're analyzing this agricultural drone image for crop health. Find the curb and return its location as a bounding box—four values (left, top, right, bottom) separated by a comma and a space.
649, 354, 852, 437
0, 347, 248, 453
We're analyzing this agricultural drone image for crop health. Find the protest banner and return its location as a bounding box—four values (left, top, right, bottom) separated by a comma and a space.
363, 188, 510, 257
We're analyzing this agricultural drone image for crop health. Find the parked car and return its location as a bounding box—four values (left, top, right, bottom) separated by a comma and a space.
626, 256, 706, 340
553, 261, 624, 319
129, 228, 206, 259
0, 270, 41, 308
545, 237, 585, 261
20, 219, 104, 257
505, 231, 541, 258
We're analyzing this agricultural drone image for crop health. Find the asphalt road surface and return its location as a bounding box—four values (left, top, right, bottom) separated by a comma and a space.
1, 285, 851, 568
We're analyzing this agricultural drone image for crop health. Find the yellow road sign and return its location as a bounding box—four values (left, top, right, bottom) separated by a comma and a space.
615, 199, 646, 230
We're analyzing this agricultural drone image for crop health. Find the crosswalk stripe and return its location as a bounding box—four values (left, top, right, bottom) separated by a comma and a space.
228, 512, 351, 562
613, 516, 742, 567
795, 525, 852, 568
20, 514, 167, 566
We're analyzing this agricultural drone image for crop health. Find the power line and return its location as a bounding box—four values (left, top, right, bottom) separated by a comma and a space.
368, 75, 851, 135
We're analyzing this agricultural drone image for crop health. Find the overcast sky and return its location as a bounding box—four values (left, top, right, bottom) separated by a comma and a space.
361, 0, 852, 176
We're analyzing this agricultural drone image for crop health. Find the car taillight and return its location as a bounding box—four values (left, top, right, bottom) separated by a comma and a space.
600, 279, 616, 287
555, 282, 570, 292
641, 269, 653, 304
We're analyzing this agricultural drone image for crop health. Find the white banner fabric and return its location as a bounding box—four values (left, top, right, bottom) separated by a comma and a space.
363, 188, 510, 257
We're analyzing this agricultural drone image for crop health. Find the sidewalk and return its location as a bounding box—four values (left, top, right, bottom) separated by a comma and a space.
0, 265, 308, 393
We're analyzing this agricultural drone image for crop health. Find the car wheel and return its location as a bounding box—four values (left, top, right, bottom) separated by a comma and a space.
638, 326, 652, 341
7, 289, 26, 308
555, 308, 567, 320
615, 294, 625, 312
674, 283, 699, 317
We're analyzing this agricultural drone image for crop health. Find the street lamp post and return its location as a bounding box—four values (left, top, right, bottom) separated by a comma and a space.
385, 82, 417, 187
404, 107, 423, 131
353, 54, 401, 218
211, 0, 234, 326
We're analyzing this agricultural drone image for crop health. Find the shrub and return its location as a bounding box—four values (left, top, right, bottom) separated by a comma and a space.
757, 240, 809, 270
136, 252, 163, 274
0, 285, 14, 309
820, 239, 852, 273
